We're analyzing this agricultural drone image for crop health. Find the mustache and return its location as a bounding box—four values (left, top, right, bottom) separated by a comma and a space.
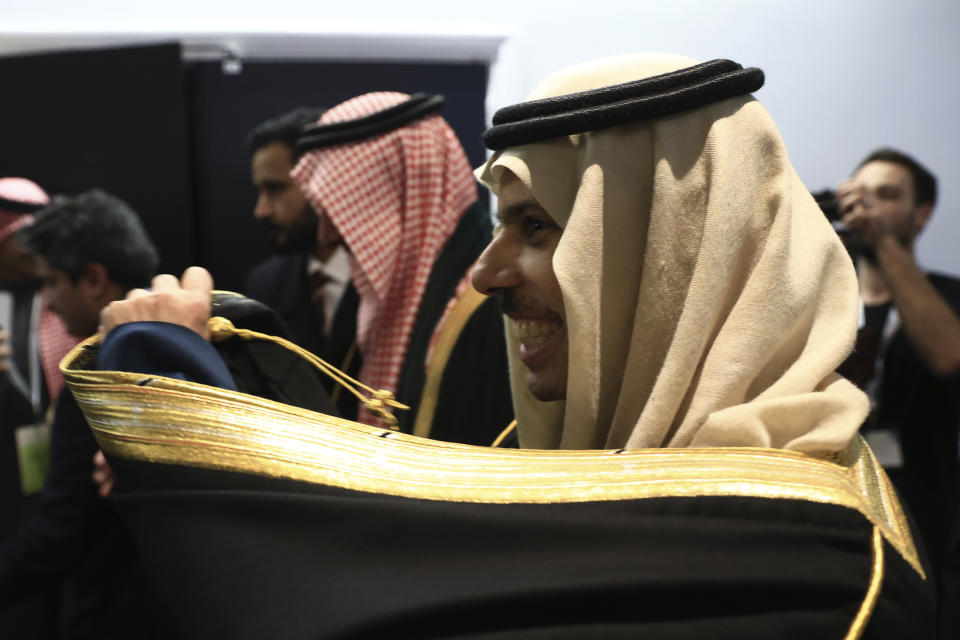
257, 219, 282, 234
498, 291, 562, 321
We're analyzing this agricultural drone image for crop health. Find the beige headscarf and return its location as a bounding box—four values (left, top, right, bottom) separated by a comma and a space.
477, 54, 868, 453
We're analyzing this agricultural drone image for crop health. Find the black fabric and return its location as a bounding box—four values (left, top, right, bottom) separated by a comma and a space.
0, 389, 155, 639
243, 253, 361, 419
103, 458, 934, 639
0, 286, 47, 539
864, 302, 892, 332
393, 200, 512, 443
0, 286, 55, 638
0, 197, 45, 215
295, 93, 445, 155
216, 338, 336, 415
212, 291, 339, 415
942, 504, 960, 638
428, 296, 513, 446
482, 59, 764, 150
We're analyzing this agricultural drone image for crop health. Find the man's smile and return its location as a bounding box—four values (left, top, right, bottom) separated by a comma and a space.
511, 316, 565, 368
514, 318, 563, 350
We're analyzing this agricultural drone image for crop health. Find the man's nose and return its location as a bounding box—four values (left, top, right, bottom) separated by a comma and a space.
41, 288, 56, 311
253, 194, 271, 220
471, 234, 522, 296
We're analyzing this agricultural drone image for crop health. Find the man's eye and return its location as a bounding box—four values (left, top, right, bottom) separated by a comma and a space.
262, 182, 287, 195
523, 217, 546, 235
875, 187, 900, 201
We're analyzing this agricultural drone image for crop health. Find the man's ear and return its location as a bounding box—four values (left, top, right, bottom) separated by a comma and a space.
80, 262, 110, 293
914, 203, 934, 234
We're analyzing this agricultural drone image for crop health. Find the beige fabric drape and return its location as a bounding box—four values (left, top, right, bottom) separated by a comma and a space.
477, 54, 868, 453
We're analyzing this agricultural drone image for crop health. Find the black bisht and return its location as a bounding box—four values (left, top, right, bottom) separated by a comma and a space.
61, 293, 934, 639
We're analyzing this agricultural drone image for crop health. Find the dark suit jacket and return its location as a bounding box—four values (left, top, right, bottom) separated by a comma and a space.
0, 285, 50, 538
0, 388, 153, 639
243, 253, 360, 419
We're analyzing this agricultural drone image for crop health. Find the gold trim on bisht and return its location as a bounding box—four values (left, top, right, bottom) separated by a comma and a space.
490, 420, 517, 448
844, 527, 885, 640
62, 315, 923, 580
413, 286, 490, 439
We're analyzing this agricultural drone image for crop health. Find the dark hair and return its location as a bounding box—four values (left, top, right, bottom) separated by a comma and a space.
16, 189, 159, 289
857, 148, 937, 207
246, 107, 326, 156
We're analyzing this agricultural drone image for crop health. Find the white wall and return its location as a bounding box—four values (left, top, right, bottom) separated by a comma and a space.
4, 0, 958, 271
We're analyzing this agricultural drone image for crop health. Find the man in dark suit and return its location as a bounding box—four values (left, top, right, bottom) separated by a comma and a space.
243, 108, 360, 419
1, 190, 160, 638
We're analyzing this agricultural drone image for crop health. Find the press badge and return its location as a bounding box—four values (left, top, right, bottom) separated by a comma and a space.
15, 421, 51, 495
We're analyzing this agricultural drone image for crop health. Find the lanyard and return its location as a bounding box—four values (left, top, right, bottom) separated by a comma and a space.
27, 292, 42, 415
3, 291, 43, 417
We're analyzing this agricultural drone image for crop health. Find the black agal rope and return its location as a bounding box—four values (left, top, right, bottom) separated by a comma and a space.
0, 195, 45, 214
296, 93, 445, 154
483, 59, 764, 150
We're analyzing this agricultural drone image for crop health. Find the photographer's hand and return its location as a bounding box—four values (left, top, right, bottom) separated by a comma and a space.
837, 179, 894, 249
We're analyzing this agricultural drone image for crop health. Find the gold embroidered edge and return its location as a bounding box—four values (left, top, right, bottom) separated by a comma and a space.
844, 527, 885, 640
61, 336, 924, 579
412, 286, 489, 438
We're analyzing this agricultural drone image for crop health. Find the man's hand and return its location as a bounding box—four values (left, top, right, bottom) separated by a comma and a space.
91, 449, 115, 499
0, 330, 11, 372
837, 179, 895, 249
99, 266, 214, 340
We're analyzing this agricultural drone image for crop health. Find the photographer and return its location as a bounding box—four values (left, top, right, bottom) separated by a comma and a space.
836, 149, 960, 636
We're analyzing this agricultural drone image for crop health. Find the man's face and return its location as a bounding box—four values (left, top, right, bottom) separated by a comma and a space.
0, 236, 41, 285
251, 141, 319, 254
471, 171, 568, 401
849, 160, 929, 248
40, 263, 100, 337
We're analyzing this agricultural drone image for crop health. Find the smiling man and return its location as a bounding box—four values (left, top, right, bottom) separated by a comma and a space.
471, 55, 875, 454
477, 173, 567, 402
75, 55, 933, 637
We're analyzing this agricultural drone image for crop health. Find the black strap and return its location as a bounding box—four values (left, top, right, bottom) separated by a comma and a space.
0, 195, 45, 214
296, 93, 445, 154
482, 59, 764, 150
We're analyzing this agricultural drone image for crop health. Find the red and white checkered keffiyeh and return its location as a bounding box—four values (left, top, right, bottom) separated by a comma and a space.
0, 177, 48, 244
1, 177, 81, 401
292, 92, 478, 426
38, 306, 81, 400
